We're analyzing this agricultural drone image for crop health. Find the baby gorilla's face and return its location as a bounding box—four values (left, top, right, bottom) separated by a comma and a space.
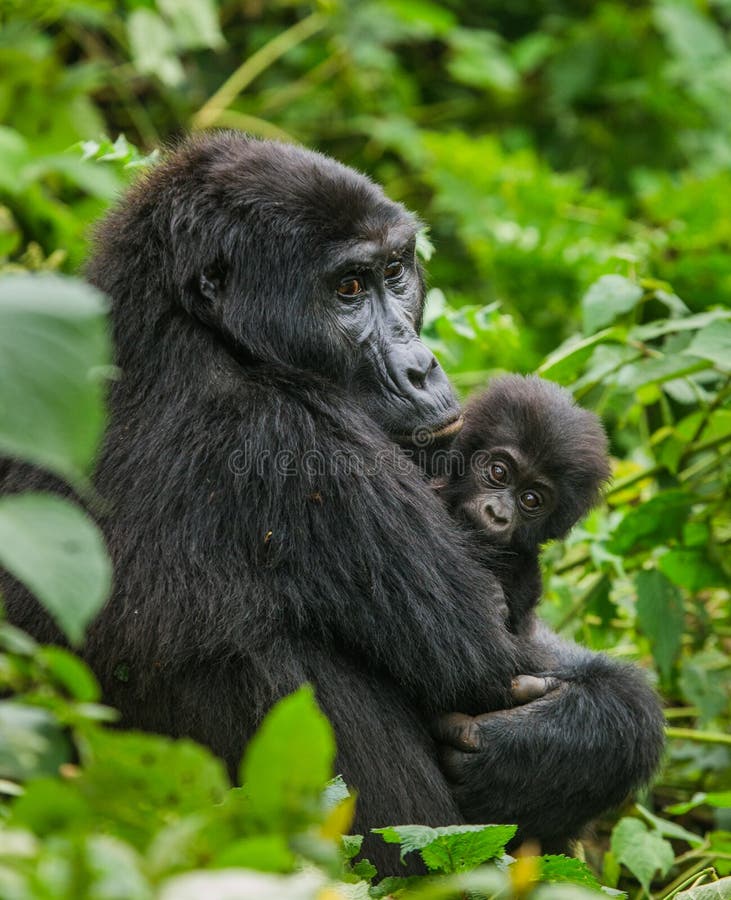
459, 445, 556, 546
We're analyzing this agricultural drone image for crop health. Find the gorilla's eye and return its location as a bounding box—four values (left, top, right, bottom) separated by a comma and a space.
337, 277, 365, 299
488, 462, 508, 484
520, 490, 543, 511
384, 260, 404, 282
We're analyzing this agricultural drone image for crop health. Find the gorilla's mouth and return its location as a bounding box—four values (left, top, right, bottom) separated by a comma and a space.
392, 413, 464, 444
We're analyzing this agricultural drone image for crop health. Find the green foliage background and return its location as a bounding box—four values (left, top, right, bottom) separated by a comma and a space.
0, 1, 729, 898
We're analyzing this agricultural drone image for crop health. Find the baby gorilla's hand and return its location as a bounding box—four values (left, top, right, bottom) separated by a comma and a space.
433, 675, 564, 752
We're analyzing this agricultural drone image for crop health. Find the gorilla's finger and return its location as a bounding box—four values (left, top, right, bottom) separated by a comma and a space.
432, 712, 481, 752
510, 674, 563, 705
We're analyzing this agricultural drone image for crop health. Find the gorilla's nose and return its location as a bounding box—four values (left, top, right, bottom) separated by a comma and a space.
406, 353, 437, 391
392, 340, 447, 399
485, 501, 509, 526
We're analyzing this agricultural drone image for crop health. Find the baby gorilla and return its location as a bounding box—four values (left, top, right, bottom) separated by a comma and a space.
439, 375, 611, 637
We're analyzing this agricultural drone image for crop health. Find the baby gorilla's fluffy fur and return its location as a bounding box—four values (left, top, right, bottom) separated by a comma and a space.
441, 375, 611, 633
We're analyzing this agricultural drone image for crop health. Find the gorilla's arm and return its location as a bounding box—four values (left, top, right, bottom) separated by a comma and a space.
438, 618, 665, 845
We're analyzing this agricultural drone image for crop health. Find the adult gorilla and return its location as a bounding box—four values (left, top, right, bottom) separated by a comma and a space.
2, 134, 663, 872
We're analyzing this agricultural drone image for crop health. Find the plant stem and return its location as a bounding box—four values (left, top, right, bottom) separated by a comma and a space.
192, 13, 326, 130
665, 727, 731, 746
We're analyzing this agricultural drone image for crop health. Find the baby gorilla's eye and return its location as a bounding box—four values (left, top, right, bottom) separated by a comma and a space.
520, 490, 543, 511
384, 260, 404, 282
337, 277, 365, 299
488, 462, 508, 484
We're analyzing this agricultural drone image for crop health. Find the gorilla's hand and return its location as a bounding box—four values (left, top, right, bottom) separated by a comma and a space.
433, 674, 563, 751
433, 651, 664, 847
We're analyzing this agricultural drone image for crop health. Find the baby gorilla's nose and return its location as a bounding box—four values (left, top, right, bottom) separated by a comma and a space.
484, 499, 509, 525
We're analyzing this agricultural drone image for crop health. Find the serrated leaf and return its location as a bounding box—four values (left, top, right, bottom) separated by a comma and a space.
0, 493, 111, 646
539, 854, 602, 889
582, 275, 643, 334
684, 320, 731, 370
240, 685, 335, 833
0, 274, 110, 484
373, 823, 516, 872
611, 818, 674, 895
635, 569, 684, 681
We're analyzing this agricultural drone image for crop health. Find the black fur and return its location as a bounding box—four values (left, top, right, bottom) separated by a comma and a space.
441, 375, 611, 633
0, 134, 664, 871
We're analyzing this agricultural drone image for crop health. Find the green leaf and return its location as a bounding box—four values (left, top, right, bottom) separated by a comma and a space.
127, 9, 185, 86
323, 774, 351, 812
373, 823, 516, 872
608, 490, 692, 556
10, 777, 91, 836
610, 817, 674, 896
676, 876, 731, 900
684, 320, 731, 370
0, 127, 30, 194
666, 791, 731, 816
240, 685, 335, 833
37, 646, 101, 701
447, 29, 519, 93
0, 493, 111, 646
0, 274, 110, 484
0, 703, 73, 781
157, 0, 225, 51
582, 275, 643, 334
635, 569, 684, 681
341, 834, 363, 862
79, 729, 228, 849
539, 854, 602, 889
636, 804, 704, 847
212, 834, 295, 872
658, 549, 726, 593
538, 328, 623, 384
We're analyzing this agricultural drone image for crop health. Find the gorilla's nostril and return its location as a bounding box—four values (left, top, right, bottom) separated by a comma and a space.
406, 357, 437, 391
407, 367, 427, 390
485, 504, 508, 525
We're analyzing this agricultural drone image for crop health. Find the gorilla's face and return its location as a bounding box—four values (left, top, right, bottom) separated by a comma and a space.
320, 225, 462, 443
136, 135, 461, 444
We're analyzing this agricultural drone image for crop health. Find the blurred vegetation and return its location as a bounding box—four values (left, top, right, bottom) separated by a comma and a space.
0, 1, 729, 898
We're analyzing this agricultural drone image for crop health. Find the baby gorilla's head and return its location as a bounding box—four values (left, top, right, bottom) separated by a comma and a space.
442, 376, 611, 549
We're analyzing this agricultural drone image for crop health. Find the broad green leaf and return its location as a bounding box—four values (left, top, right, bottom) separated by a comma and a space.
636, 804, 704, 846
608, 490, 692, 555
538, 328, 623, 383
0, 703, 73, 781
212, 834, 295, 872
676, 876, 731, 900
79, 729, 228, 849
635, 569, 684, 681
373, 823, 516, 871
658, 549, 726, 593
240, 685, 335, 832
679, 651, 731, 723
611, 817, 674, 896
666, 791, 731, 816
0, 274, 110, 483
539, 855, 602, 889
127, 9, 184, 86
447, 29, 519, 93
684, 320, 731, 370
341, 834, 363, 862
615, 354, 710, 392
37, 646, 101, 701
11, 778, 91, 836
581, 275, 643, 334
157, 0, 225, 51
631, 308, 731, 342
0, 127, 29, 194
0, 493, 111, 646
323, 774, 351, 812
